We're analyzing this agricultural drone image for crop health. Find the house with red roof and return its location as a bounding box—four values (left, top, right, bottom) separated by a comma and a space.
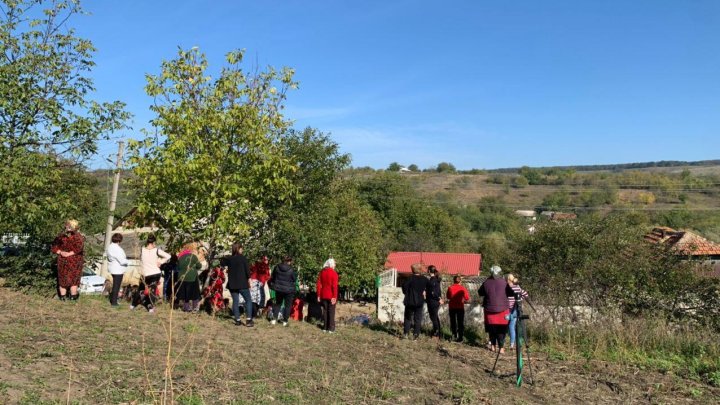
385, 251, 482, 277
645, 227, 720, 278
377, 251, 483, 323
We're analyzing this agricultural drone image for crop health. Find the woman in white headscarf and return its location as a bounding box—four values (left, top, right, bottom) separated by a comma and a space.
316, 258, 339, 333
478, 265, 515, 353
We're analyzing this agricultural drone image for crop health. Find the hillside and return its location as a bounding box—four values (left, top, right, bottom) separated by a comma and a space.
1, 290, 717, 404
485, 160, 720, 174
405, 166, 720, 212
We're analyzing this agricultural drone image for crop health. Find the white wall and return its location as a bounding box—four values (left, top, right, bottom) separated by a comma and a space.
377, 286, 484, 325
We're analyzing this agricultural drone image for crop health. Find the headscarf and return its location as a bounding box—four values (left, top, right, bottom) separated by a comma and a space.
490, 265, 502, 277
323, 258, 336, 269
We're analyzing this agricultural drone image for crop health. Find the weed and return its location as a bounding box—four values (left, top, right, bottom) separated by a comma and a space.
688, 387, 703, 398
178, 394, 205, 405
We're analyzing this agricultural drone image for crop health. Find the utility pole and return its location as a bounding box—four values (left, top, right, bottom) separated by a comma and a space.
100, 141, 124, 275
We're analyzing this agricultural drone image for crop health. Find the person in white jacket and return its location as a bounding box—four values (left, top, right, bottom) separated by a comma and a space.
106, 233, 129, 307
132, 234, 171, 313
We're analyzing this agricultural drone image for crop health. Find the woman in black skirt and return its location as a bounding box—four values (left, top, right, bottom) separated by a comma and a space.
176, 242, 202, 312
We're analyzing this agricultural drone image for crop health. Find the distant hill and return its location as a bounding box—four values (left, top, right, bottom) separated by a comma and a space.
486, 159, 720, 173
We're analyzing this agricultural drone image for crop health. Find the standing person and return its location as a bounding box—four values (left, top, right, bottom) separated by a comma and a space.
478, 265, 515, 354
106, 233, 129, 307
426, 265, 443, 339
220, 243, 254, 327
51, 220, 85, 301
238, 277, 263, 319
133, 234, 171, 313
402, 263, 429, 340
250, 255, 271, 310
269, 256, 297, 326
316, 258, 339, 333
506, 274, 530, 349
176, 243, 202, 313
446, 275, 471, 342
161, 254, 179, 302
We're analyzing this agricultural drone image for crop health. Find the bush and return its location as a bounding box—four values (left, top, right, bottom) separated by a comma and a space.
509, 214, 720, 329
0, 242, 56, 294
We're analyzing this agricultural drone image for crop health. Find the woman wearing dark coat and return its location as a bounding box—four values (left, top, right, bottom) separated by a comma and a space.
220, 243, 253, 327
479, 265, 515, 353
269, 256, 297, 326
402, 263, 429, 340
425, 265, 443, 338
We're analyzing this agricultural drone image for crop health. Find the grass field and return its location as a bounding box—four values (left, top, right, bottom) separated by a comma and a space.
1, 290, 718, 404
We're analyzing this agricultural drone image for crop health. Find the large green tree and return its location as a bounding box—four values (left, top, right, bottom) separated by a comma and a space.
356, 172, 472, 252
128, 48, 298, 254
0, 0, 129, 239
0, 0, 129, 292
272, 181, 384, 293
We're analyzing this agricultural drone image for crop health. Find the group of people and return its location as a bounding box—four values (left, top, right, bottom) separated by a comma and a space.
53, 220, 527, 349
97, 226, 341, 332
401, 262, 529, 353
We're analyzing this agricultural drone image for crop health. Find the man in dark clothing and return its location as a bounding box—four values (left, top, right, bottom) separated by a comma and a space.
402, 263, 429, 339
220, 243, 253, 327
426, 265, 443, 338
269, 256, 297, 326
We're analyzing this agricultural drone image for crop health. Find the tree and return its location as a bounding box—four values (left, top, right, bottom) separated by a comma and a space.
128, 48, 297, 255
271, 181, 384, 293
408, 164, 419, 172
0, 0, 129, 291
436, 162, 456, 173
519, 166, 543, 185
245, 126, 352, 257
387, 162, 401, 172
281, 127, 350, 209
509, 214, 719, 327
356, 172, 473, 252
512, 176, 529, 188
0, 0, 129, 238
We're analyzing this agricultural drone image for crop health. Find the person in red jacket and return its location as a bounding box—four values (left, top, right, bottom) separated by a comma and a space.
446, 275, 471, 342
316, 258, 339, 333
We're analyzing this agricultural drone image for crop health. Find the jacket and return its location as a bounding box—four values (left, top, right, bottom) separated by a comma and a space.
316, 267, 339, 300
106, 243, 129, 275
426, 276, 442, 303
478, 277, 514, 313
270, 263, 297, 294
221, 254, 251, 290
446, 284, 470, 310
402, 275, 429, 307
140, 247, 171, 277
177, 253, 202, 283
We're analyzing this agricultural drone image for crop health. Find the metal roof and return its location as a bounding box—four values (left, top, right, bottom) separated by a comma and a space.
384, 251, 482, 276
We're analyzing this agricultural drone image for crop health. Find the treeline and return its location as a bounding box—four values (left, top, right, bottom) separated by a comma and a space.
488, 159, 720, 173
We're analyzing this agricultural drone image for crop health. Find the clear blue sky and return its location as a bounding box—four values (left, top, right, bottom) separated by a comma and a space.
77, 1, 720, 170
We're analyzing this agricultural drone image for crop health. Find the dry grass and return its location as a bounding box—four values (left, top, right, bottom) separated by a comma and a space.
0, 289, 718, 404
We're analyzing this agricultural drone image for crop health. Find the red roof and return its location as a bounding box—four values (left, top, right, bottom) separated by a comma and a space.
645, 227, 720, 256
385, 252, 482, 276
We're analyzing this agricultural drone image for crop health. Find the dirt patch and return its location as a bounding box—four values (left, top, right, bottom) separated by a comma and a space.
0, 289, 717, 404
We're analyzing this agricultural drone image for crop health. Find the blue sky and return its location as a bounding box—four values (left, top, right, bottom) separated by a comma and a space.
76, 1, 720, 170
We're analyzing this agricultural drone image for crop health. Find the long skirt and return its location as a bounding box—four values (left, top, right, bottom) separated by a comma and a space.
176, 280, 201, 301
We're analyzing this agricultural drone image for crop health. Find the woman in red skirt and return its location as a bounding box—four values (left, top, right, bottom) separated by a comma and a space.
51, 220, 85, 301
479, 265, 515, 353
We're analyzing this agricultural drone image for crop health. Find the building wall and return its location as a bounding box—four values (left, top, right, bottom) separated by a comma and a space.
377, 286, 484, 325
